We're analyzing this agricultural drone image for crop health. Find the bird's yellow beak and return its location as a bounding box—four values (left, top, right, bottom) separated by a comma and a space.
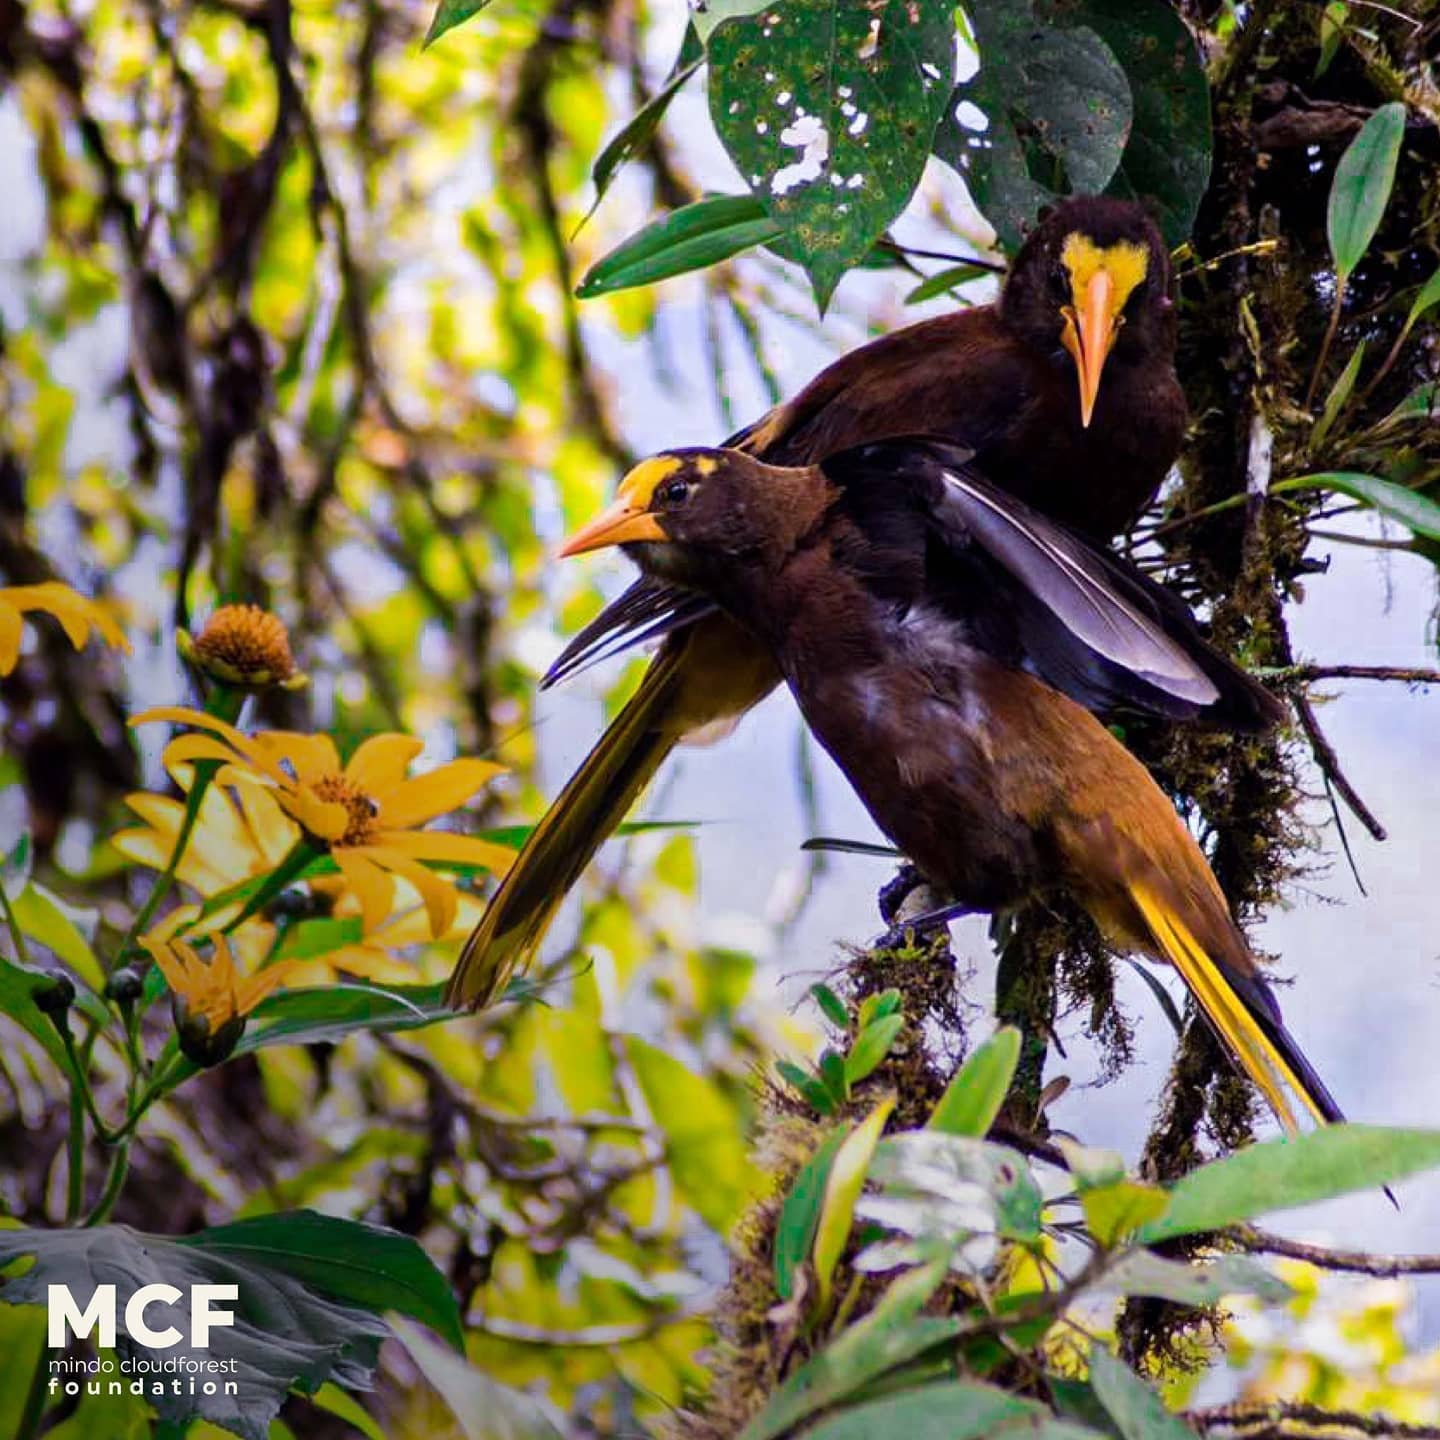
1058, 235, 1149, 429
557, 457, 677, 557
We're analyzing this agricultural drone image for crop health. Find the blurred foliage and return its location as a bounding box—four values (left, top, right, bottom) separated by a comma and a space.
0, 0, 1438, 1437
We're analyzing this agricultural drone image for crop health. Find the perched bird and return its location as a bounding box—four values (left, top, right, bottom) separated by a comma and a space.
449, 197, 1196, 1008
536, 438, 1334, 1135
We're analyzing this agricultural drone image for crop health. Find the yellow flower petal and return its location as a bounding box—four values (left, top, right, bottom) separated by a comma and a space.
0, 602, 22, 675
377, 828, 515, 875
334, 848, 396, 932
234, 959, 298, 1015
228, 771, 301, 866
280, 788, 351, 842
133, 707, 281, 782
355, 845, 456, 938
345, 734, 425, 793
257, 730, 340, 781
375, 759, 505, 830
0, 583, 129, 655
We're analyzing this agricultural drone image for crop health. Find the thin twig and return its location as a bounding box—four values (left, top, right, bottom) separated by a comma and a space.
1281, 664, 1440, 685
1292, 691, 1387, 842
1189, 1400, 1440, 1437
1233, 1226, 1440, 1276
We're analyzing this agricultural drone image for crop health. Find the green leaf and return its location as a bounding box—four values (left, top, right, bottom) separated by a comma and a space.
740, 1308, 964, 1440
775, 1127, 847, 1301
1068, 0, 1214, 246
271, 916, 365, 962
797, 1380, 1049, 1440
576, 194, 782, 299
239, 982, 457, 1052
1, 830, 31, 899
1271, 471, 1440, 544
0, 952, 70, 1069
589, 44, 704, 212
1088, 1346, 1193, 1440
928, 1027, 1021, 1137
423, 0, 492, 47
819, 1047, 850, 1103
937, 2, 1132, 249
1079, 1180, 1170, 1247
1328, 101, 1406, 285
1383, 381, 1437, 426
1401, 266, 1440, 334
778, 1058, 838, 1114
845, 1013, 904, 1086
812, 981, 850, 1030
1100, 1250, 1292, 1306
1316, 2, 1349, 78
873, 1132, 1042, 1243
0, 1223, 391, 1440
177, 1209, 464, 1351
627, 1036, 754, 1230
307, 1383, 388, 1440
10, 883, 103, 989
708, 0, 956, 307
1311, 340, 1365, 447
905, 264, 991, 305
1137, 1125, 1440, 1244
857, 988, 901, 1027
812, 1097, 894, 1310
690, 0, 771, 43
389, 1314, 564, 1440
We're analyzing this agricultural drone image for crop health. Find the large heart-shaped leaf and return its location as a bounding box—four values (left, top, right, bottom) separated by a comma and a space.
708, 0, 956, 307
0, 1220, 406, 1440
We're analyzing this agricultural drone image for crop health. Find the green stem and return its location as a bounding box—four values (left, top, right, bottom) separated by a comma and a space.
65, 1084, 86, 1222
220, 837, 323, 934
15, 1344, 49, 1440
1307, 280, 1347, 410
0, 881, 34, 966
84, 1138, 132, 1227
116, 684, 247, 966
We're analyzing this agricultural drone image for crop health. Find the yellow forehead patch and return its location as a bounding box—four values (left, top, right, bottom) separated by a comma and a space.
1060, 233, 1149, 310
618, 455, 683, 507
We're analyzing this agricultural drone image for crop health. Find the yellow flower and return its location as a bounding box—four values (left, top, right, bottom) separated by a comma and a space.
0, 582, 129, 675
140, 932, 296, 1064
177, 604, 308, 690
130, 708, 514, 937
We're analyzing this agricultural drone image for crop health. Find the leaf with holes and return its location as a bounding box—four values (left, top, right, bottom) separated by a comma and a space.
709, 0, 956, 308
936, 0, 1132, 250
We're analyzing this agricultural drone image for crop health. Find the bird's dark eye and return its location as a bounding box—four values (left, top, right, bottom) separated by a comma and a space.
658, 478, 690, 507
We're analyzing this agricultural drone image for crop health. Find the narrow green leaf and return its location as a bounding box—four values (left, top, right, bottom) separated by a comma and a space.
389, 1315, 563, 1440
1079, 1180, 1170, 1247
797, 1380, 1048, 1440
271, 916, 365, 962
307, 1383, 388, 1440
576, 194, 781, 299
10, 883, 103, 989
845, 1013, 905, 1086
1328, 101, 1406, 284
774, 1127, 847, 1300
423, 0, 492, 47
1100, 1250, 1291, 1306
1315, 1, 1349, 78
1383, 381, 1437, 426
1311, 340, 1365, 447
1088, 1346, 1194, 1439
1, 830, 32, 899
904, 264, 991, 305
0, 953, 70, 1069
1402, 266, 1440, 333
811, 982, 850, 1030
740, 1309, 963, 1440
1137, 1125, 1440, 1244
1271, 471, 1440, 543
589, 51, 704, 211
819, 1047, 850, 1103
928, 1027, 1021, 1137
813, 1097, 894, 1311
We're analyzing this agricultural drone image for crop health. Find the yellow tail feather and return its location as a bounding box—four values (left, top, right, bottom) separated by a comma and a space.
444, 645, 688, 1010
1130, 885, 1330, 1135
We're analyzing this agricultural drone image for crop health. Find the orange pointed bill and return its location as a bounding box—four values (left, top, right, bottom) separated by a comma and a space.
1061, 267, 1119, 429
557, 497, 667, 558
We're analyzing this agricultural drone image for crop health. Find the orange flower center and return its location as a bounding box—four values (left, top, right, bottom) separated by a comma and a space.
194, 605, 296, 682
310, 773, 380, 846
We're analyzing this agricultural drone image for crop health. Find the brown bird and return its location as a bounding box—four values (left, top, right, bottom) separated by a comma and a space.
538, 438, 1336, 1135
449, 197, 1201, 1009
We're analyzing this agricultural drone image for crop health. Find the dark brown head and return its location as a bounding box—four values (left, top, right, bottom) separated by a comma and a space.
998, 196, 1176, 428
558, 448, 828, 593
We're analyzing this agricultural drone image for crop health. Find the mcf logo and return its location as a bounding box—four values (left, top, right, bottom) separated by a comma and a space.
48, 1283, 238, 1348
